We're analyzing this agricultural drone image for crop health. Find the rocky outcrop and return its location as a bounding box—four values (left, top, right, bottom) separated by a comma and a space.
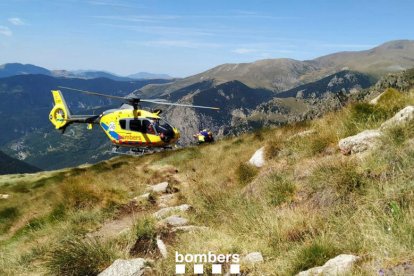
146, 182, 169, 193
172, 225, 209, 232
297, 254, 360, 276
99, 258, 146, 276
159, 215, 189, 227
379, 262, 414, 275
157, 194, 177, 208
340, 105, 414, 155
0, 194, 10, 199
380, 106, 414, 130
339, 130, 382, 155
156, 236, 168, 259
153, 204, 191, 219
243, 252, 264, 264
249, 147, 265, 167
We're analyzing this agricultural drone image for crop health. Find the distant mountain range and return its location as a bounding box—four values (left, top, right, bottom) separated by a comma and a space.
0, 150, 41, 175
137, 40, 414, 98
1, 39, 414, 170
0, 63, 173, 81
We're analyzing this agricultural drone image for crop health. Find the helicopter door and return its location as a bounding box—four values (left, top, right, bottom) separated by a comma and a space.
129, 119, 143, 132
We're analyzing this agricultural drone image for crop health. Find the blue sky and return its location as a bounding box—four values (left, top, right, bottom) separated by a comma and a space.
0, 0, 413, 77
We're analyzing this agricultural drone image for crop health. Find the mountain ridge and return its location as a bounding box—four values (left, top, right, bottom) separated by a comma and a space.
0, 150, 41, 175
138, 40, 414, 97
0, 63, 173, 81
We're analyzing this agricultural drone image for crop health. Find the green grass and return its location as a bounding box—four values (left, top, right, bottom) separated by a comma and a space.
130, 216, 158, 256
47, 237, 117, 276
2, 86, 414, 275
265, 174, 296, 206
292, 239, 340, 274
236, 163, 259, 186
0, 207, 20, 233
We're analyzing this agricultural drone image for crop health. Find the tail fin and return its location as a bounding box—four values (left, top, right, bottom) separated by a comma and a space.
49, 90, 72, 130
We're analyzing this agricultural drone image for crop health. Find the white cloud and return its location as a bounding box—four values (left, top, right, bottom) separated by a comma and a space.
0, 26, 12, 36
232, 48, 257, 54
8, 17, 25, 26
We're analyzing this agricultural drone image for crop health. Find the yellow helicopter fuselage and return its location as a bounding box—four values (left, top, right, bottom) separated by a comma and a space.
99, 109, 180, 148
49, 90, 180, 148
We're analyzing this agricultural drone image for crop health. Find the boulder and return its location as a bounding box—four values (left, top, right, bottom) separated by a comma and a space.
249, 147, 265, 167
131, 193, 150, 205
243, 252, 264, 264
380, 106, 414, 130
156, 236, 168, 258
98, 258, 146, 276
160, 215, 188, 227
157, 194, 176, 208
297, 254, 360, 276
338, 130, 382, 155
369, 92, 385, 105
146, 182, 169, 193
153, 204, 191, 219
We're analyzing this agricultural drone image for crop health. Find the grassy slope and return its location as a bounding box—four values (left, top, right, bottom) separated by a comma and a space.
1, 88, 414, 275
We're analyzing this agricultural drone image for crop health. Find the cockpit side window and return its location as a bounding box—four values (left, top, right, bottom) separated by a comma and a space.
119, 119, 126, 130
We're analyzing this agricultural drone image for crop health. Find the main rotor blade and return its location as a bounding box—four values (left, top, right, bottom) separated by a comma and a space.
140, 99, 220, 110
58, 86, 126, 101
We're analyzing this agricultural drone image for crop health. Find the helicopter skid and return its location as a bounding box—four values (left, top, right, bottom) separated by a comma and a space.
106, 145, 172, 156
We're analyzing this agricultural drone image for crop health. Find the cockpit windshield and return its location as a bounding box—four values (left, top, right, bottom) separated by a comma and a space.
148, 118, 175, 141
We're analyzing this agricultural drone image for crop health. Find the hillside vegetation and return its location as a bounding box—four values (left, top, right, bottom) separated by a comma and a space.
1, 78, 414, 275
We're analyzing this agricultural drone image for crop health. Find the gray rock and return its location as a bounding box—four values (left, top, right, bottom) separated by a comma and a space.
381, 106, 414, 130
146, 182, 169, 193
379, 262, 414, 275
297, 254, 360, 276
156, 236, 168, 258
160, 215, 188, 227
98, 258, 146, 276
153, 204, 191, 219
249, 147, 265, 167
369, 91, 385, 105
157, 194, 176, 208
243, 252, 264, 264
172, 225, 209, 232
339, 129, 382, 155
131, 193, 150, 205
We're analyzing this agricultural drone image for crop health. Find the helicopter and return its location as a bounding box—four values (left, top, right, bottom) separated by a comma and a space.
49, 86, 219, 153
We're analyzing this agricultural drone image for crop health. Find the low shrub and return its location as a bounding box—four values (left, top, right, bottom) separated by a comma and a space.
60, 181, 100, 210
0, 206, 20, 233
130, 217, 158, 256
47, 237, 116, 276
311, 160, 366, 195
292, 239, 340, 274
236, 163, 259, 186
265, 174, 296, 206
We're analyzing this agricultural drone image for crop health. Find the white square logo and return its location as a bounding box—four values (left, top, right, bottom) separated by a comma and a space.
175, 264, 185, 274
230, 264, 240, 274
194, 264, 204, 274
212, 264, 222, 274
